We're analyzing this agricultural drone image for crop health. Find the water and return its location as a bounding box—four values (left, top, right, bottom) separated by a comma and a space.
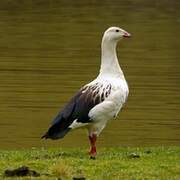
0, 0, 179, 149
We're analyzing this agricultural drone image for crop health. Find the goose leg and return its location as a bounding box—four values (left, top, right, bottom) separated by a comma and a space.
89, 134, 97, 159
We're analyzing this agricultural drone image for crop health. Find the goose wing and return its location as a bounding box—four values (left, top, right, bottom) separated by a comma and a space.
42, 82, 112, 139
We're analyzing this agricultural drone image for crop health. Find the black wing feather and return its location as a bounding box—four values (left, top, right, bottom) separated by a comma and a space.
41, 83, 111, 139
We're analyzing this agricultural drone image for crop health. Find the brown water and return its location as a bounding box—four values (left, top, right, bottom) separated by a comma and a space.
0, 0, 179, 149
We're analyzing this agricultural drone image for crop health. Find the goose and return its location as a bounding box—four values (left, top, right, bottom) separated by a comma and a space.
42, 26, 131, 158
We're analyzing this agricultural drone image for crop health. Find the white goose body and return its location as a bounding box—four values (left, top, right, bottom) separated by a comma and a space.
42, 26, 131, 158
87, 75, 129, 136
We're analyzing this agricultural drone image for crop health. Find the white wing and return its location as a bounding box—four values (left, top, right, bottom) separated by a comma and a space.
89, 87, 127, 122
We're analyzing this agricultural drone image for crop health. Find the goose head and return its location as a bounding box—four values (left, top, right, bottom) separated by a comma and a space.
102, 26, 131, 42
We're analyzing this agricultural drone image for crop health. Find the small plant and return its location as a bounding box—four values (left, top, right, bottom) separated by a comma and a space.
51, 160, 74, 178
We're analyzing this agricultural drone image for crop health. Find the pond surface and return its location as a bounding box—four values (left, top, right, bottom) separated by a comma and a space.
0, 0, 179, 149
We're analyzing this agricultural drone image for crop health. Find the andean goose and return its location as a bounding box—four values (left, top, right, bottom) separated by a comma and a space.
42, 26, 131, 158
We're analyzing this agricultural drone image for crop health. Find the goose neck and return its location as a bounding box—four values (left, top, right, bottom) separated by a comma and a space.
99, 38, 124, 77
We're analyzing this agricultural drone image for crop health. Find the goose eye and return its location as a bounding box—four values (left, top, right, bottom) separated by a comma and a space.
115, 29, 119, 32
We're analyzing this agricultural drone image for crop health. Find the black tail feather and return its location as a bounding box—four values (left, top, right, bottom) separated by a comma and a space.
42, 112, 73, 140
41, 132, 49, 139
41, 127, 71, 140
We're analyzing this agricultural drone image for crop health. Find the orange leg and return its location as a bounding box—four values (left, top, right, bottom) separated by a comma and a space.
89, 134, 97, 159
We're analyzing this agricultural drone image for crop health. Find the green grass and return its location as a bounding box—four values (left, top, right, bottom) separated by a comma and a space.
0, 147, 180, 179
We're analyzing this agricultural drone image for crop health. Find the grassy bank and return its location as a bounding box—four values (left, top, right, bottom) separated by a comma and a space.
0, 147, 180, 179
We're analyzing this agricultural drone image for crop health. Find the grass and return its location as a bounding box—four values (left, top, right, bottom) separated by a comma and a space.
0, 147, 180, 179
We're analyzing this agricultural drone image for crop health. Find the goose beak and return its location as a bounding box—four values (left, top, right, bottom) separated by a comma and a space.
123, 31, 131, 38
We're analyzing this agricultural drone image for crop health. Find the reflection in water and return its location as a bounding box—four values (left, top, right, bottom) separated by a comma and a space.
0, 0, 179, 149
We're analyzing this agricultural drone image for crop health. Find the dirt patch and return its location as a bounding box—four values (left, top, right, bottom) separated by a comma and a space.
4, 166, 40, 177
128, 153, 140, 159
73, 177, 86, 180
